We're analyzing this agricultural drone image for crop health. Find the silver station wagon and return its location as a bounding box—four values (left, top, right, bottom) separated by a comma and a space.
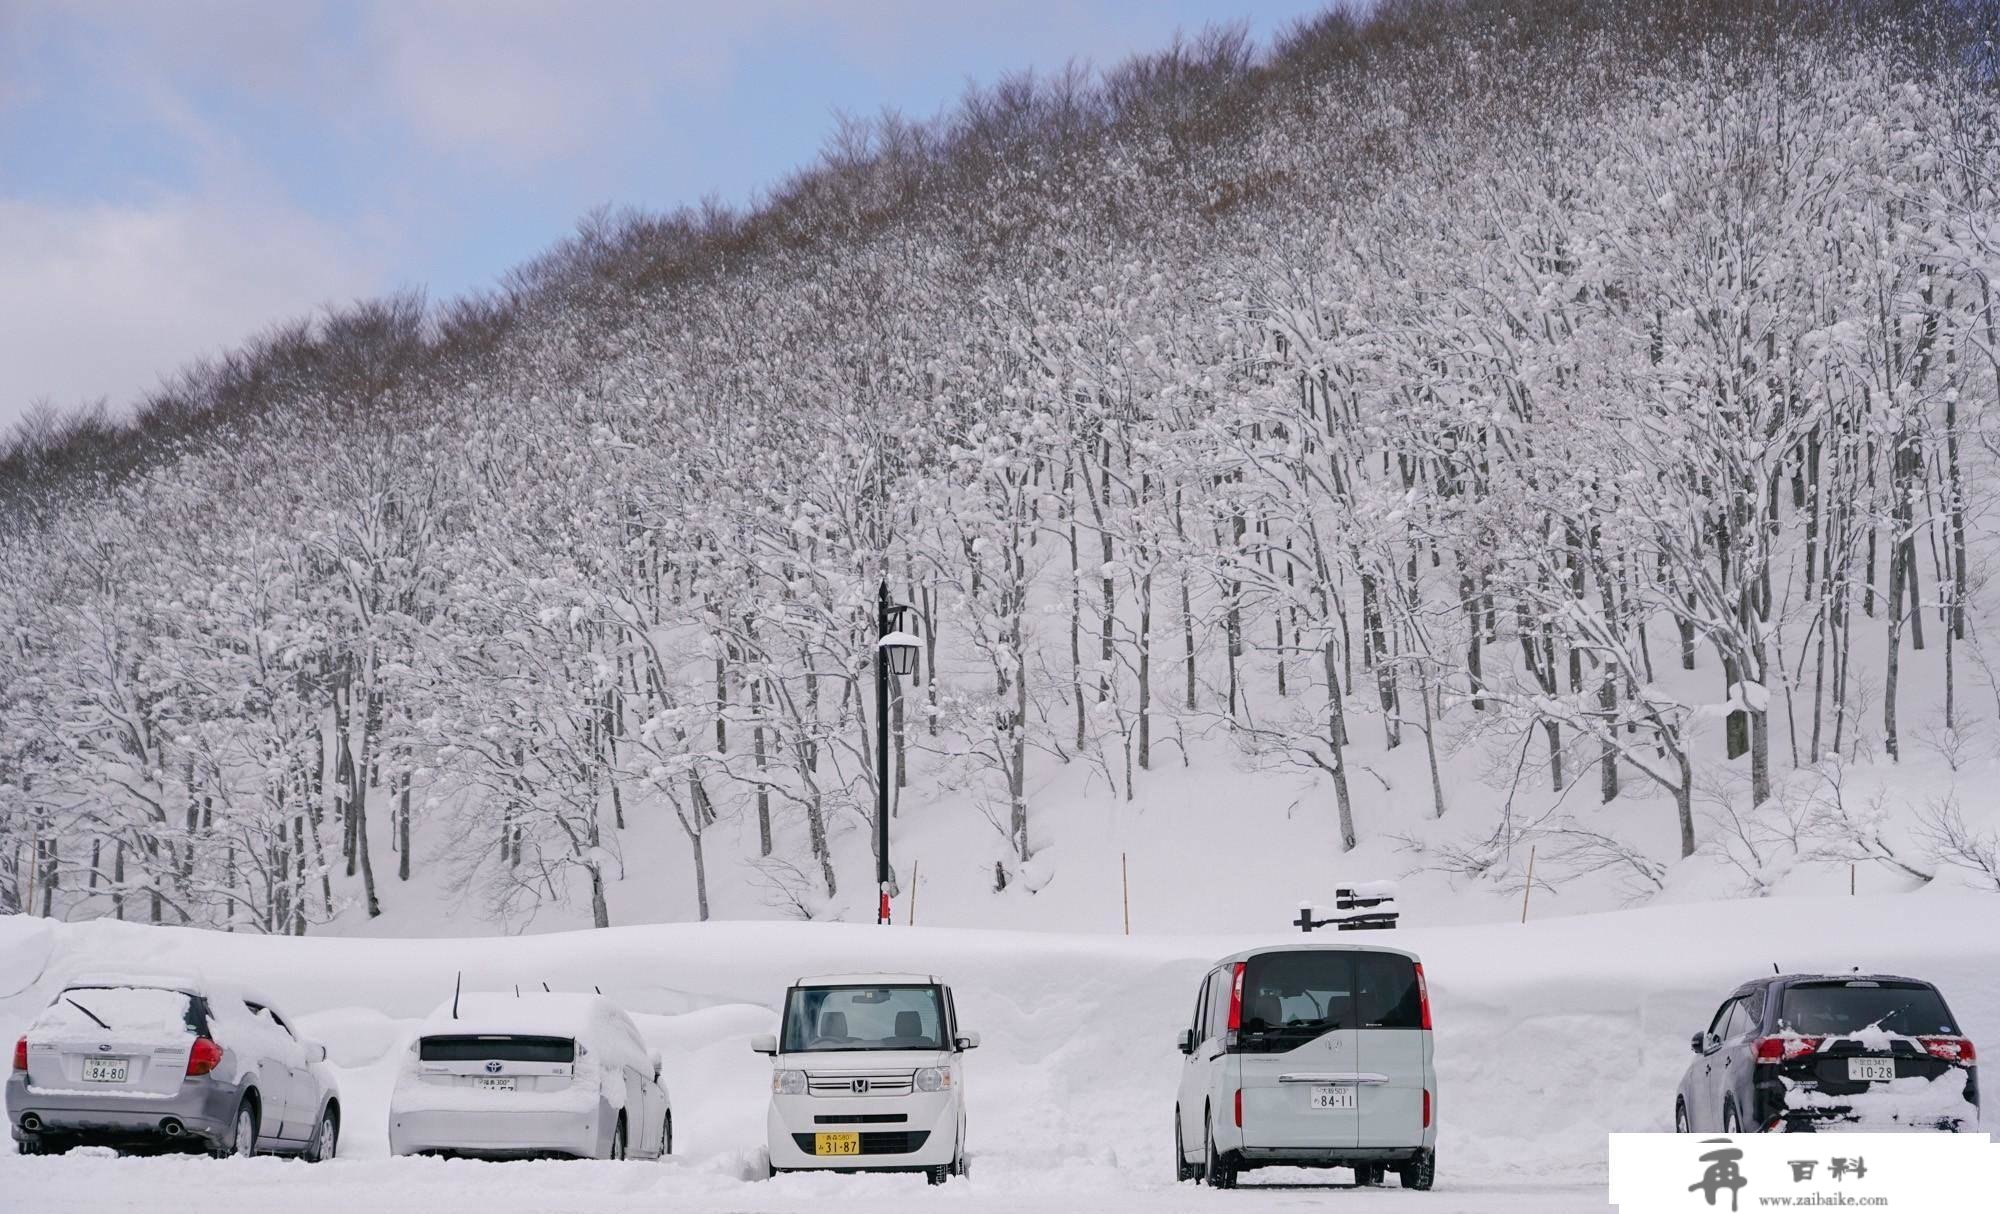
8, 976, 341, 1159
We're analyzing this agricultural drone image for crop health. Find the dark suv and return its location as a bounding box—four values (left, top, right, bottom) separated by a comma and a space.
1676, 973, 1979, 1133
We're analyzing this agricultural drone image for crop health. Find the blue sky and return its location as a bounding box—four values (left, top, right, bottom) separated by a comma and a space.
0, 0, 1340, 431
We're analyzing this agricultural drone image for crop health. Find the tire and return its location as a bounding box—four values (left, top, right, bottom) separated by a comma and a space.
214, 1097, 257, 1160
926, 1163, 951, 1185
1174, 1109, 1198, 1183
1358, 1163, 1386, 1186
610, 1115, 628, 1161
304, 1106, 339, 1163
1722, 1105, 1741, 1134
661, 1112, 672, 1157
1675, 1099, 1690, 1134
1203, 1114, 1235, 1189
1396, 1148, 1435, 1191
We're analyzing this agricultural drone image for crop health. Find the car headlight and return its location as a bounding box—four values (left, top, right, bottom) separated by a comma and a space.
914, 1066, 951, 1093
773, 1069, 807, 1095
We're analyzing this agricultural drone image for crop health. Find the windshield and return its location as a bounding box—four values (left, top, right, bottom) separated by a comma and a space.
33, 986, 199, 1037
1778, 982, 1956, 1037
780, 985, 945, 1052
1237, 951, 1421, 1054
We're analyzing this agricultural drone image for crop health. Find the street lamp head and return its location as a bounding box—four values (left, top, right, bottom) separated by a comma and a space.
878, 630, 920, 678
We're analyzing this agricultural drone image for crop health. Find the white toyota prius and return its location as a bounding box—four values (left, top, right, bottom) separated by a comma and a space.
389, 991, 671, 1161
754, 973, 976, 1183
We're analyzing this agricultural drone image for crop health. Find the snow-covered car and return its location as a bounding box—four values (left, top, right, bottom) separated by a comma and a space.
7, 975, 340, 1159
1676, 972, 1980, 1133
753, 973, 977, 1183
1174, 944, 1436, 1190
388, 990, 671, 1160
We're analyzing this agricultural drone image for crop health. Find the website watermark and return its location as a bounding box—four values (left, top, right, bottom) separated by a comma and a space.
1609, 1133, 1999, 1212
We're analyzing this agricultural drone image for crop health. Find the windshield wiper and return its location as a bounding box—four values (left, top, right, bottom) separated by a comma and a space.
66, 998, 112, 1031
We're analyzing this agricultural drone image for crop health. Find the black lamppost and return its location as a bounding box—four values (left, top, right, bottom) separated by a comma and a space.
875, 580, 920, 926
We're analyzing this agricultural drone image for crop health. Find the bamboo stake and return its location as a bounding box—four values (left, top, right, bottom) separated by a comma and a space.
1850, 862, 1855, 896
1520, 845, 1537, 924
907, 860, 919, 927
1121, 852, 1131, 936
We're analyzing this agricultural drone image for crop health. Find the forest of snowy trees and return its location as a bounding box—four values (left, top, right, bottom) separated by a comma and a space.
3, 0, 1999, 933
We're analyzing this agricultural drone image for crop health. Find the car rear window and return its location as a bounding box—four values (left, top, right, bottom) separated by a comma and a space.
419, 1034, 576, 1063
1778, 982, 1956, 1037
33, 986, 200, 1036
1236, 951, 1423, 1053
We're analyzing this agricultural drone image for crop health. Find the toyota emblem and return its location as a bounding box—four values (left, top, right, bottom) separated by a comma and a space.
485, 1060, 504, 1074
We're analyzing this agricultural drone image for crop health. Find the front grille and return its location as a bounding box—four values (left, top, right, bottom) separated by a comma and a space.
792, 1131, 931, 1156
806, 1071, 914, 1097
813, 1113, 908, 1125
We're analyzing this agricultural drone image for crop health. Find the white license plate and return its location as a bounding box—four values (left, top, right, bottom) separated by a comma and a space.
1848, 1059, 1896, 1082
1309, 1085, 1357, 1110
476, 1076, 516, 1091
82, 1057, 129, 1083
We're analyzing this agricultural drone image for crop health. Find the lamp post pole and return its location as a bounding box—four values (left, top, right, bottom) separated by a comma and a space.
876, 579, 893, 926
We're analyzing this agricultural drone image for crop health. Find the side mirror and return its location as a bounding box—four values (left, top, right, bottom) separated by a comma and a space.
649, 1048, 663, 1083
305, 1042, 328, 1064
1177, 1028, 1196, 1056
954, 1032, 981, 1051
750, 1033, 777, 1056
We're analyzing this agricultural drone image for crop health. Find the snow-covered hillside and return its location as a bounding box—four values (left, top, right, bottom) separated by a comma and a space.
4, 0, 2000, 950
3, 895, 1995, 1209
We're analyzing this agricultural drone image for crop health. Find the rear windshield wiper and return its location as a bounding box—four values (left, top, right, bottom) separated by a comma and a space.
65, 998, 112, 1031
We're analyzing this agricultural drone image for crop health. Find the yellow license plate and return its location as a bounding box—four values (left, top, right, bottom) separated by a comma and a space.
814, 1132, 861, 1156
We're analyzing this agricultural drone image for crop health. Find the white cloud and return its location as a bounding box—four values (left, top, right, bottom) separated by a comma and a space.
362, 0, 780, 169
0, 195, 387, 429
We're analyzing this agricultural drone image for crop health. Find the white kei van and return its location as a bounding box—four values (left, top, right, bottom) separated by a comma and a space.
1173, 943, 1436, 1189
753, 973, 976, 1183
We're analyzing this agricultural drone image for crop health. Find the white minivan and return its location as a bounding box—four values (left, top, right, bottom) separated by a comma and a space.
753, 973, 976, 1183
1174, 944, 1436, 1190
389, 991, 671, 1160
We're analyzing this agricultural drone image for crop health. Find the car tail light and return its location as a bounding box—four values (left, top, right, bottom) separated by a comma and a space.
1423, 1089, 1432, 1128
1413, 962, 1433, 1031
187, 1037, 223, 1076
1755, 1036, 1822, 1065
1226, 963, 1245, 1033
1233, 1088, 1242, 1128
1920, 1037, 1975, 1063
11, 1037, 25, 1072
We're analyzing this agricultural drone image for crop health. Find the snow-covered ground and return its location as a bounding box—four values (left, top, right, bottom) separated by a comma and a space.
3, 893, 1994, 1211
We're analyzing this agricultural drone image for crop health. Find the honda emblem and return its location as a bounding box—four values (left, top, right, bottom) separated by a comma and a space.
850, 1078, 870, 1094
